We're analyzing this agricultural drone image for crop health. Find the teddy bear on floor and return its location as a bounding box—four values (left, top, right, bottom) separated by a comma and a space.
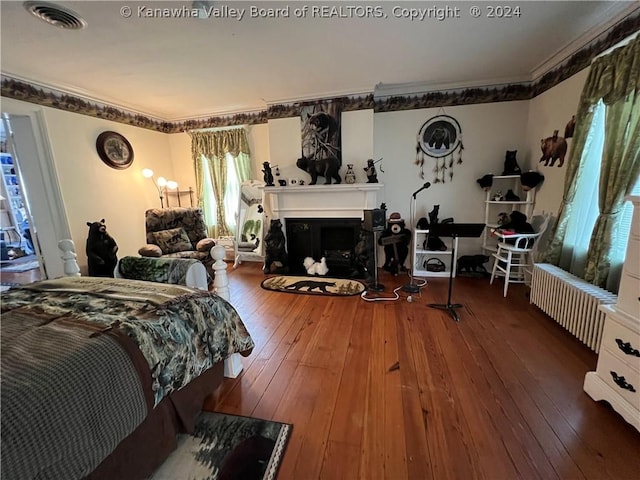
378, 212, 411, 275
86, 219, 118, 277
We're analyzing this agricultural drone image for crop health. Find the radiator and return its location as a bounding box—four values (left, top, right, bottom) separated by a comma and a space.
530, 264, 617, 353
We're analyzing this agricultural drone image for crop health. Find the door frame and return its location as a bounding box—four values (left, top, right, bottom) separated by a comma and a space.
2, 100, 71, 279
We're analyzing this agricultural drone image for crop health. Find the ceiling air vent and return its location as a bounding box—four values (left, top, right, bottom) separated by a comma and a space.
23, 1, 87, 30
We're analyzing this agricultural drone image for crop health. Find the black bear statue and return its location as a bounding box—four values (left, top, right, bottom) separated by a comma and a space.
263, 219, 288, 274
86, 219, 118, 277
296, 155, 341, 185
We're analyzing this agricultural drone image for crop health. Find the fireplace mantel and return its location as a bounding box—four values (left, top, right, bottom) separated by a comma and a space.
263, 183, 384, 219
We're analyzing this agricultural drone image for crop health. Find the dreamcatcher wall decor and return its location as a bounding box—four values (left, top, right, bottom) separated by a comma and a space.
415, 114, 464, 183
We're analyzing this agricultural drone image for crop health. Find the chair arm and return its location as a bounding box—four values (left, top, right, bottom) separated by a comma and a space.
138, 244, 163, 257
115, 256, 208, 289
196, 238, 216, 252
495, 232, 540, 250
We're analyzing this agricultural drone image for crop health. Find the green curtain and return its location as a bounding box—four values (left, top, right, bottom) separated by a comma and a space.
542, 36, 640, 288
189, 128, 252, 237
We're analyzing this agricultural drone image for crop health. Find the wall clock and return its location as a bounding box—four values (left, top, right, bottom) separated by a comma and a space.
96, 131, 134, 169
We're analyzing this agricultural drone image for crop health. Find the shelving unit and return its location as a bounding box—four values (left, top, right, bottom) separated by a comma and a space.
412, 228, 458, 278
482, 175, 535, 253
0, 152, 26, 246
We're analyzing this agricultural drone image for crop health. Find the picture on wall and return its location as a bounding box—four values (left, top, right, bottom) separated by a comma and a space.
416, 114, 464, 183
300, 101, 342, 166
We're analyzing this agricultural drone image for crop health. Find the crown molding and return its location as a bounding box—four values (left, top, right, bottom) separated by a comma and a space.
531, 2, 640, 81
1, 72, 167, 122
2, 10, 638, 131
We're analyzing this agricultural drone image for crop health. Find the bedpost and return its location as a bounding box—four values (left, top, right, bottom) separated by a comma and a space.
211, 244, 243, 378
58, 239, 81, 277
211, 245, 230, 300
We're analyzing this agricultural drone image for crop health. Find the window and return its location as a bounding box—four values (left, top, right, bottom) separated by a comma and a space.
561, 99, 640, 291
199, 153, 241, 236
561, 101, 605, 277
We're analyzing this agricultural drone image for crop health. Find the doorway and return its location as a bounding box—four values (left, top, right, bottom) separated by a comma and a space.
0, 116, 43, 285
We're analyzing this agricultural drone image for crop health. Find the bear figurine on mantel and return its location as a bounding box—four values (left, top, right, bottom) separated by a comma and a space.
296, 154, 341, 185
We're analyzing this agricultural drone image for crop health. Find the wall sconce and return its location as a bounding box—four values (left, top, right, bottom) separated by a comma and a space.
142, 168, 177, 208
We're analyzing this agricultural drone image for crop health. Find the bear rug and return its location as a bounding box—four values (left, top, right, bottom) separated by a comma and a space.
261, 275, 366, 296
148, 412, 292, 480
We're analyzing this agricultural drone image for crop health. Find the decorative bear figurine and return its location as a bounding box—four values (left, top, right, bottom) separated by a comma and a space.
86, 219, 118, 277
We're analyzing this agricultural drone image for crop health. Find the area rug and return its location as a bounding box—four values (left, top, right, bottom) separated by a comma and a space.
0, 260, 40, 273
148, 412, 292, 480
261, 275, 366, 296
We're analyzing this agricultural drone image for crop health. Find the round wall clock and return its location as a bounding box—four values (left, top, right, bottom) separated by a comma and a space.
96, 131, 134, 169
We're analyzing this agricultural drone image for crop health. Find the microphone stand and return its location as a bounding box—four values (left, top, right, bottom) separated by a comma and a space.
403, 183, 430, 293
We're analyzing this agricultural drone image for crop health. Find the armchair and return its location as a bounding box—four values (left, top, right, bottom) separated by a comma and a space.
138, 208, 216, 276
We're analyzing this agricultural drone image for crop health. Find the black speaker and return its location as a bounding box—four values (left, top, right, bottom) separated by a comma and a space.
363, 209, 385, 232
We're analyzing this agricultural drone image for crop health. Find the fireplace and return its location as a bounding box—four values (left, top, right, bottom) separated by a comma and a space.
262, 183, 384, 278
286, 218, 363, 277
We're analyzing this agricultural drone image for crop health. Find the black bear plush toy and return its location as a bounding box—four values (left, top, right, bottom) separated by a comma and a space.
86, 219, 118, 277
378, 212, 411, 275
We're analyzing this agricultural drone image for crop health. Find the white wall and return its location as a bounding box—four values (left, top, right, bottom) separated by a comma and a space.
374, 101, 530, 254
525, 69, 589, 216
2, 97, 175, 274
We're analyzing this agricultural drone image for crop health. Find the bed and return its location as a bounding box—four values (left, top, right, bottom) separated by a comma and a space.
0, 251, 254, 479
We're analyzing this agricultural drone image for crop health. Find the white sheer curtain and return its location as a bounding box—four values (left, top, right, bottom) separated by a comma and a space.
199, 152, 244, 236
558, 101, 605, 277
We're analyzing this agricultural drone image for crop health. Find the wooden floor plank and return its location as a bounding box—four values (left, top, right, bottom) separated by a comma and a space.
205, 264, 640, 480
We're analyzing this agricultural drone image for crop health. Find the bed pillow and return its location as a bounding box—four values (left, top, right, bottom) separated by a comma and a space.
151, 227, 193, 254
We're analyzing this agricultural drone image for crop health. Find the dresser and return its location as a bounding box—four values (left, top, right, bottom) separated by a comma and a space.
584, 195, 640, 431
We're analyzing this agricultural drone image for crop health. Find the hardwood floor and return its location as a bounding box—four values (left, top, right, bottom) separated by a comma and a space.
205, 263, 640, 479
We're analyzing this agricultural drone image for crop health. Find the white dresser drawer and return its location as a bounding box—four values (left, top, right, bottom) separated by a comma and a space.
596, 351, 640, 409
601, 316, 640, 372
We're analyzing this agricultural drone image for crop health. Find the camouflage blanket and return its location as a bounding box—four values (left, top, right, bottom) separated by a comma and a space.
2, 276, 255, 406
1, 276, 254, 479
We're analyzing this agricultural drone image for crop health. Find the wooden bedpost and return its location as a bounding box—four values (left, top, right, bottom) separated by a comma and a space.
211, 244, 243, 378
58, 239, 81, 277
211, 245, 230, 300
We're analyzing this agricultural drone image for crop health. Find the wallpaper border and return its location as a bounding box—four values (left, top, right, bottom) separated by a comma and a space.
1, 13, 637, 133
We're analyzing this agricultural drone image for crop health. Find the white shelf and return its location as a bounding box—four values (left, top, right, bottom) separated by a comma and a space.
412, 229, 458, 278
482, 176, 535, 253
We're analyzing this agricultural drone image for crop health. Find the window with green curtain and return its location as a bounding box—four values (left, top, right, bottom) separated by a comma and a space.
199, 152, 242, 235
189, 128, 252, 238
541, 35, 640, 292
559, 100, 640, 291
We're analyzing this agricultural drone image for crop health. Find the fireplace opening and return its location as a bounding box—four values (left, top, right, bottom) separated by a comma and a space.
285, 218, 365, 278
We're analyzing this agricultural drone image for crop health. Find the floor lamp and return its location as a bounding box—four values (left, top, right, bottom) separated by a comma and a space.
403, 182, 431, 293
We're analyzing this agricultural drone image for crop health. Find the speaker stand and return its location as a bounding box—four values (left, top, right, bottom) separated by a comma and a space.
367, 230, 384, 292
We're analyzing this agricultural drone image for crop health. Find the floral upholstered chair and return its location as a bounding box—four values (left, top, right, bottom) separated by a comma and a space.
138, 208, 216, 276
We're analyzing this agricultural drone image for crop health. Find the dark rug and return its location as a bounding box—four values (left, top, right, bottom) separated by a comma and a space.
261, 275, 366, 296
149, 412, 292, 480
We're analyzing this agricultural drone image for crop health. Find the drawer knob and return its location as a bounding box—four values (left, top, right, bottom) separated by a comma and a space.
610, 371, 637, 392
615, 338, 640, 357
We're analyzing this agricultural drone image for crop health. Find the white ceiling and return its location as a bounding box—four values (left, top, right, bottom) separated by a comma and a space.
1, 1, 638, 120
